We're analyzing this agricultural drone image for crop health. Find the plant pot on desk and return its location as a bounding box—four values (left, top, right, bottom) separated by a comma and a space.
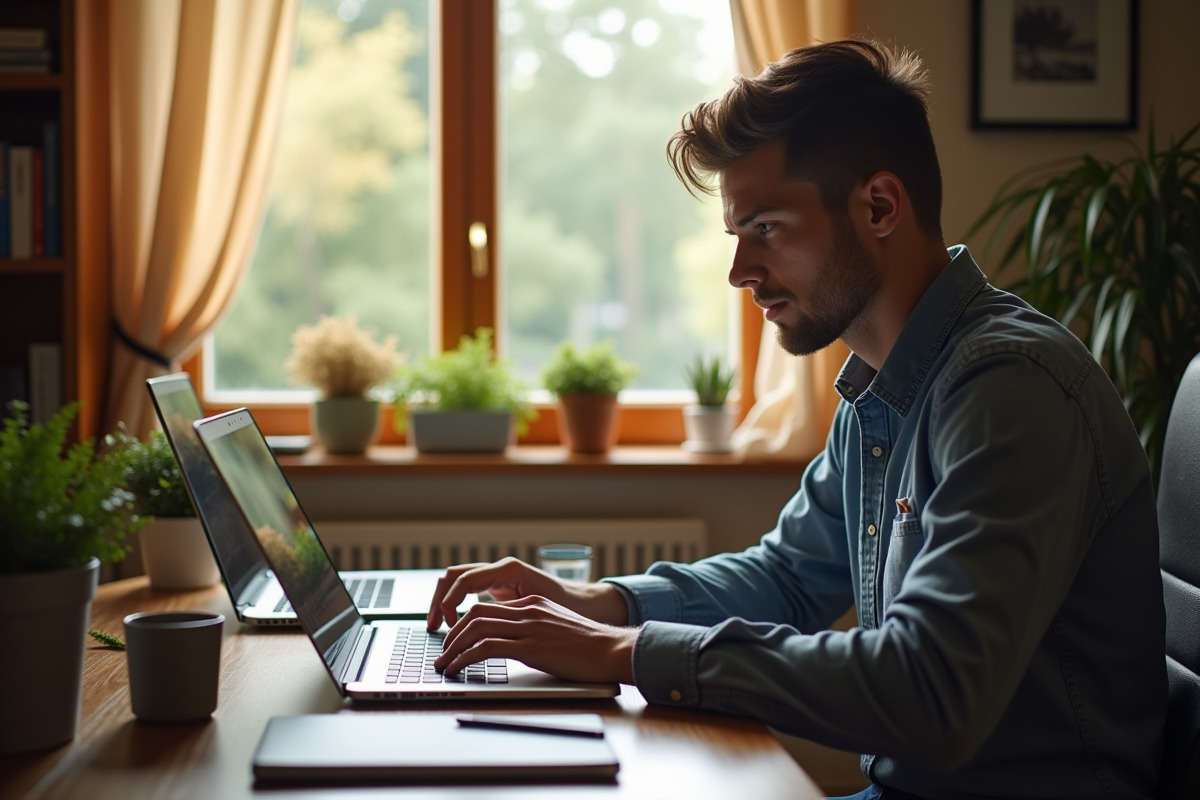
0, 557, 98, 754
408, 408, 514, 454
139, 517, 220, 590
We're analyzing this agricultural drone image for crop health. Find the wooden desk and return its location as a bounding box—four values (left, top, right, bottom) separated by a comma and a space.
3, 578, 822, 800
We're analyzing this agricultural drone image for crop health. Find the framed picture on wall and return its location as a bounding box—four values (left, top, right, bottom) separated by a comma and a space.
971, 0, 1138, 129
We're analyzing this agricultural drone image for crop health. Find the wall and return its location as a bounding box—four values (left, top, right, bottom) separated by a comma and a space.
856, 0, 1200, 253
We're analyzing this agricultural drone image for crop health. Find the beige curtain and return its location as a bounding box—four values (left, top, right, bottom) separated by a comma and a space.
93, 0, 297, 438
728, 0, 854, 460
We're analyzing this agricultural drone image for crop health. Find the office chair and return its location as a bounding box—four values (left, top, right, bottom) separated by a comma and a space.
1159, 351, 1200, 798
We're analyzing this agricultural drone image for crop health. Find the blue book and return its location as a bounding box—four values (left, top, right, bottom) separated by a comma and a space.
0, 140, 9, 258
42, 122, 58, 258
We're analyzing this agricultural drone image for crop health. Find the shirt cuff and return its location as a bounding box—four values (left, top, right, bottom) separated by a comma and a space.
633, 620, 706, 707
601, 573, 682, 625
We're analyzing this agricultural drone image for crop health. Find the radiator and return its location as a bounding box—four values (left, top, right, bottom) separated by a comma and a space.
316, 518, 708, 579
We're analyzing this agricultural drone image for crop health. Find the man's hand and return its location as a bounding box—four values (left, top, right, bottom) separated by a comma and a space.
426, 556, 628, 630
433, 595, 638, 685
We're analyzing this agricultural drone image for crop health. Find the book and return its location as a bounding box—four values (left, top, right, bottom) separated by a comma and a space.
0, 48, 51, 64
8, 145, 32, 259
32, 148, 43, 257
0, 28, 46, 49
28, 343, 61, 424
42, 122, 58, 257
0, 141, 8, 258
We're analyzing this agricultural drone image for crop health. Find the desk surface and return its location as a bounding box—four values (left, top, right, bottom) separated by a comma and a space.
3, 578, 822, 800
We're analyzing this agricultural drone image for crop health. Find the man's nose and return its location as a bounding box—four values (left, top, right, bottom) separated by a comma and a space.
728, 241, 762, 289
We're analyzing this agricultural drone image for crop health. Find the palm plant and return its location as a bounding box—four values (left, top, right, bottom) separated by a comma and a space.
967, 122, 1200, 482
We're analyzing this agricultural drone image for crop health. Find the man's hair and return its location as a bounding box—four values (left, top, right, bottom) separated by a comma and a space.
667, 38, 943, 239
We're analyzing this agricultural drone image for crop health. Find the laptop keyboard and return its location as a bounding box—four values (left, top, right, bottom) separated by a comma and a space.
273, 577, 395, 613
385, 628, 509, 685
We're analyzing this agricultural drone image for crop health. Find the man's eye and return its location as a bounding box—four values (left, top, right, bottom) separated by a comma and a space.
757, 222, 775, 236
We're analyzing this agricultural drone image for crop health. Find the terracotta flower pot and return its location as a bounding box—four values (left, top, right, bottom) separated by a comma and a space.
556, 393, 620, 454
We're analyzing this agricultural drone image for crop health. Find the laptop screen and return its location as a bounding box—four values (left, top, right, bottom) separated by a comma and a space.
146, 374, 267, 605
194, 408, 362, 674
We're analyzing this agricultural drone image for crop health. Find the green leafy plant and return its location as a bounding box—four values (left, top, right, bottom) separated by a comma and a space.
87, 629, 126, 649
683, 355, 736, 407
0, 401, 149, 574
393, 328, 536, 433
967, 122, 1200, 481
542, 341, 638, 396
120, 431, 195, 517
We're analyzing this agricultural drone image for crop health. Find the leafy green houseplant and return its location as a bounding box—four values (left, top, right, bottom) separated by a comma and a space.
393, 328, 536, 453
121, 431, 219, 590
968, 123, 1200, 481
681, 355, 738, 454
286, 315, 401, 454
683, 354, 736, 408
0, 401, 148, 754
0, 401, 145, 574
542, 342, 637, 454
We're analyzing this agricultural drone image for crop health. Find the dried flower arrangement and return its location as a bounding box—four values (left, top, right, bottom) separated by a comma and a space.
285, 315, 401, 398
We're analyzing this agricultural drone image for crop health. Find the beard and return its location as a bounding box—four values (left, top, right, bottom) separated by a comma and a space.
766, 215, 882, 357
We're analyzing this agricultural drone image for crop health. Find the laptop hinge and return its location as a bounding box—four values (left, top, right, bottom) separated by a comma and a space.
343, 624, 375, 684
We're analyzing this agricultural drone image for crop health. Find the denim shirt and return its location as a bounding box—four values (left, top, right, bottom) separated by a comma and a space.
607, 246, 1166, 799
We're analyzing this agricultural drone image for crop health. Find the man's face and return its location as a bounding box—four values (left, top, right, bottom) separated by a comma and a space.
721, 140, 882, 356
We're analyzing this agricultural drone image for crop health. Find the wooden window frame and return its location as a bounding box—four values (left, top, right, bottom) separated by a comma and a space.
185, 0, 760, 446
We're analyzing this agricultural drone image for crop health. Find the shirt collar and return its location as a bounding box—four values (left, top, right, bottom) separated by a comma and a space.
834, 244, 988, 414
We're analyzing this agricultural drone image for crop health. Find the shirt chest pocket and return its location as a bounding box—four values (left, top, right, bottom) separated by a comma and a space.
882, 514, 924, 611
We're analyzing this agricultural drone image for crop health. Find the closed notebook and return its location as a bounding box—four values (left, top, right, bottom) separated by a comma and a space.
252, 712, 619, 783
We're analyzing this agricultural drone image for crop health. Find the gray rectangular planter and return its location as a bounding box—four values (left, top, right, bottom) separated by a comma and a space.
407, 409, 513, 453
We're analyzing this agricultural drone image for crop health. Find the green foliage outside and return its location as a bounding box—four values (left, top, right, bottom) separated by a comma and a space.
120, 431, 196, 518
683, 354, 735, 407
393, 327, 536, 433
0, 402, 148, 574
213, 0, 735, 395
542, 341, 638, 396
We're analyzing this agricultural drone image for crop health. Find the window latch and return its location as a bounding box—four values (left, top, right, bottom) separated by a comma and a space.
468, 222, 488, 279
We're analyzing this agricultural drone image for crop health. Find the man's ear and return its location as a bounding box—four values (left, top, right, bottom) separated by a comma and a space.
856, 172, 903, 238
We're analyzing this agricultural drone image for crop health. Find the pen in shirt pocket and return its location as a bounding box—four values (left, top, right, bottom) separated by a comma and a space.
895, 497, 918, 522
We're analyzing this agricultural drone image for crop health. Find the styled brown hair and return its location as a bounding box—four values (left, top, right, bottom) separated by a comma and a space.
667, 38, 943, 239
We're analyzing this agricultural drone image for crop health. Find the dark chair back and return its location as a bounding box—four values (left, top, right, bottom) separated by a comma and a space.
1160, 352, 1200, 798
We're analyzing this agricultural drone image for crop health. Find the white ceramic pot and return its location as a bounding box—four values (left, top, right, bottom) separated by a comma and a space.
312, 397, 381, 455
408, 409, 513, 453
140, 517, 221, 590
682, 405, 737, 454
0, 557, 98, 754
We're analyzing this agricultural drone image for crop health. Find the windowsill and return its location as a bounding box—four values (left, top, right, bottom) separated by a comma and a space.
276, 444, 810, 477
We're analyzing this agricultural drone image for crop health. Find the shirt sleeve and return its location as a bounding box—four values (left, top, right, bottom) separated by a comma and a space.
609, 355, 1120, 768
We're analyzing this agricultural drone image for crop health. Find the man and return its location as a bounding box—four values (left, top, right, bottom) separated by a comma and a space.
428, 39, 1166, 799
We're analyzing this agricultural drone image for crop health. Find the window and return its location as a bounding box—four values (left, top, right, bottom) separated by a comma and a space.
202, 0, 737, 444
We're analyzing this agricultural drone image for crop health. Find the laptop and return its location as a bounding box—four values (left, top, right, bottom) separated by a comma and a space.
194, 407, 620, 702
146, 373, 464, 626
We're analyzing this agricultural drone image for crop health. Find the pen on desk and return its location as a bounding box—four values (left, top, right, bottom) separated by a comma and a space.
455, 714, 605, 738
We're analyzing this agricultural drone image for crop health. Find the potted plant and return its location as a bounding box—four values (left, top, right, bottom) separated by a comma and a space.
682, 354, 737, 453
542, 341, 637, 454
285, 315, 401, 455
968, 122, 1200, 481
122, 431, 219, 590
393, 327, 536, 453
0, 401, 148, 754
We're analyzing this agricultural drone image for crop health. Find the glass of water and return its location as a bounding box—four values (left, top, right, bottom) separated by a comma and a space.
537, 543, 593, 582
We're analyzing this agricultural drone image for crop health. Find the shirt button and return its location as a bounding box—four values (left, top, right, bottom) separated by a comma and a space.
670, 689, 682, 702
867, 524, 877, 536
871, 446, 883, 457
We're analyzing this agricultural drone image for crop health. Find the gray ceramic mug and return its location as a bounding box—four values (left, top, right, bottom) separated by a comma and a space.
124, 611, 224, 723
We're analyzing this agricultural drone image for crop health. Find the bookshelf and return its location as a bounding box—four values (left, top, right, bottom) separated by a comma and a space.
0, 0, 89, 435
